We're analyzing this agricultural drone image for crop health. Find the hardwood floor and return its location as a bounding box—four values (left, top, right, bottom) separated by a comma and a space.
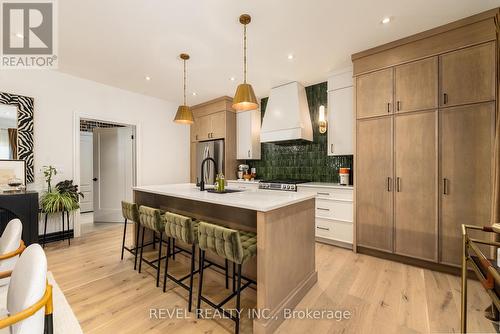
45, 223, 496, 333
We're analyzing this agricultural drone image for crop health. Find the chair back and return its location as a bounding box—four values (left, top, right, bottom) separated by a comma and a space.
138, 206, 162, 232
197, 222, 244, 264
121, 201, 140, 223
7, 244, 47, 334
164, 212, 196, 244
0, 219, 23, 278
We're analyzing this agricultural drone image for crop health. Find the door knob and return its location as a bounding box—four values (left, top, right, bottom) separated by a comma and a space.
93, 178, 98, 181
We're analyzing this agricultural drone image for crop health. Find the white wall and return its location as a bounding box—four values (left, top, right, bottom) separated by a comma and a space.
0, 70, 190, 235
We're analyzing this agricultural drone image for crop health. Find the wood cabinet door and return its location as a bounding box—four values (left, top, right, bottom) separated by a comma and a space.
190, 117, 200, 142
440, 103, 494, 265
395, 57, 438, 113
356, 117, 393, 252
394, 111, 437, 261
210, 111, 226, 139
356, 68, 393, 119
440, 42, 496, 107
196, 115, 211, 141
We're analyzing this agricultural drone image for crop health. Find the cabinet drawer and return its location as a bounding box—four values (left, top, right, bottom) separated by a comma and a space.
315, 218, 353, 244
316, 198, 353, 222
298, 186, 353, 201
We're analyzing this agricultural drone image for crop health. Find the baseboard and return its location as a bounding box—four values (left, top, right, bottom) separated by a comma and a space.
39, 230, 74, 244
357, 246, 477, 278
316, 237, 353, 250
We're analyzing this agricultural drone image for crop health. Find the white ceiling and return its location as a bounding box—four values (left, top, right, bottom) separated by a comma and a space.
58, 0, 500, 105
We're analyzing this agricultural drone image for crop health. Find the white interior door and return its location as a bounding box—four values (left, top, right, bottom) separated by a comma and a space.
93, 127, 134, 223
79, 132, 93, 212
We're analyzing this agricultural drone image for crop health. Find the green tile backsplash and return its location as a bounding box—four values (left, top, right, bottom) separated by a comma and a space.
247, 82, 353, 183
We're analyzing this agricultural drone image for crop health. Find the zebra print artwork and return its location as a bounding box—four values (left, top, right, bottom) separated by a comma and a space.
0, 92, 34, 183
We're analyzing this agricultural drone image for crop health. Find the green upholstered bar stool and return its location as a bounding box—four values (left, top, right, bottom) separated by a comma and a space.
162, 212, 198, 311
120, 201, 141, 269
196, 222, 257, 334
138, 206, 167, 287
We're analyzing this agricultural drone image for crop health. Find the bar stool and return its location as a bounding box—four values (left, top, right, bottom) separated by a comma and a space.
120, 201, 141, 269
196, 222, 257, 334
138, 206, 167, 287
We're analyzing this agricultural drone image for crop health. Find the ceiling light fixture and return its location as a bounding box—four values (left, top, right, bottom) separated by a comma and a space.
192, 92, 197, 96
173, 53, 194, 125
230, 77, 235, 81
232, 14, 258, 111
15, 33, 23, 38
145, 76, 151, 81
288, 54, 294, 60
381, 17, 391, 24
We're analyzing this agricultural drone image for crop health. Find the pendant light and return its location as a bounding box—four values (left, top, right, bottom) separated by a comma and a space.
232, 14, 258, 111
173, 53, 194, 124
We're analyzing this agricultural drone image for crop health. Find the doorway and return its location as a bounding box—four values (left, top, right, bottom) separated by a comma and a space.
79, 119, 136, 233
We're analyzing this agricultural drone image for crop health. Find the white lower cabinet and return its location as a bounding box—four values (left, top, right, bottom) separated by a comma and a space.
298, 184, 353, 249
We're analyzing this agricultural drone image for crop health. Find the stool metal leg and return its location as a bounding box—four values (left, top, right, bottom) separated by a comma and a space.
67, 211, 71, 246
232, 262, 236, 292
139, 226, 146, 273
156, 232, 163, 287
196, 249, 205, 317
43, 213, 48, 248
152, 230, 156, 250
163, 237, 171, 292
134, 222, 140, 270
188, 243, 196, 312
225, 259, 229, 289
235, 263, 242, 334
172, 238, 176, 260
121, 218, 128, 260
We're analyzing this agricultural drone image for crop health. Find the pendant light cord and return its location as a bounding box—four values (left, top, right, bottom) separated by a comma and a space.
183, 58, 187, 105
243, 24, 247, 84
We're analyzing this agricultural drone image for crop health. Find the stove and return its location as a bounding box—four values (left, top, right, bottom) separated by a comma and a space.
258, 179, 310, 192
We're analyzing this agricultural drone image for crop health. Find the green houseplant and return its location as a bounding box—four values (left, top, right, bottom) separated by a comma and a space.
40, 166, 84, 213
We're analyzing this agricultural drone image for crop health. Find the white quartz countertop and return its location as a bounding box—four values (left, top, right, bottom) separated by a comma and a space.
299, 182, 353, 189
133, 183, 316, 212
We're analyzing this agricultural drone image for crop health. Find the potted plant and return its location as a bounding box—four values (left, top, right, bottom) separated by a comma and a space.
40, 166, 84, 213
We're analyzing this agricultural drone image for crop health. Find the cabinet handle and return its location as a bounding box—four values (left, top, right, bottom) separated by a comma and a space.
316, 226, 330, 231
387, 102, 391, 113
317, 207, 330, 211
397, 101, 401, 111
317, 192, 330, 196
387, 177, 392, 192
331, 144, 334, 153
443, 93, 448, 105
443, 178, 448, 195
396, 177, 401, 192
247, 150, 250, 158
195, 135, 198, 140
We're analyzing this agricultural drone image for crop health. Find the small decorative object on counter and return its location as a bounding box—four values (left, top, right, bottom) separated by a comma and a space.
215, 174, 220, 191
339, 168, 350, 186
219, 173, 225, 192
250, 168, 256, 180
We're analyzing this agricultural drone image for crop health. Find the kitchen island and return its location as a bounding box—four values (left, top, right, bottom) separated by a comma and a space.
133, 183, 317, 334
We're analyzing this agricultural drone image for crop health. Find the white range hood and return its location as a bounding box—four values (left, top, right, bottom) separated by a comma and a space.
260, 81, 313, 143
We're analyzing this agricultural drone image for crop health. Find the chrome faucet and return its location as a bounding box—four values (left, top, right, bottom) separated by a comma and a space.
199, 157, 218, 191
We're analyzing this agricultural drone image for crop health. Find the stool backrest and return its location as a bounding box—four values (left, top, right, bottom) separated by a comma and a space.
164, 212, 196, 244
198, 222, 244, 264
0, 218, 23, 275
7, 244, 47, 334
139, 206, 162, 231
121, 201, 140, 223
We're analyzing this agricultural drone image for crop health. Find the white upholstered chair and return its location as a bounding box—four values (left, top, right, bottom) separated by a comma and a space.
0, 244, 53, 334
0, 219, 24, 287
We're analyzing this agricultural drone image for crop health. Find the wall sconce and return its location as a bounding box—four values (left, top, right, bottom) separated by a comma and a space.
318, 105, 327, 134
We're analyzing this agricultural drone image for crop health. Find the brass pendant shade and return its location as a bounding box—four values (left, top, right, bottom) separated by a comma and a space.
232, 14, 258, 111
173, 53, 194, 124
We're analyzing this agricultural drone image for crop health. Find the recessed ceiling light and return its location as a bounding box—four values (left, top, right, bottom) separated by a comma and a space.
15, 33, 23, 38
192, 92, 197, 96
145, 76, 151, 81
230, 77, 235, 81
287, 54, 294, 60
381, 17, 391, 24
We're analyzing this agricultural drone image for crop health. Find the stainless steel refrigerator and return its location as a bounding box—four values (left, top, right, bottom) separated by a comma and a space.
195, 139, 224, 185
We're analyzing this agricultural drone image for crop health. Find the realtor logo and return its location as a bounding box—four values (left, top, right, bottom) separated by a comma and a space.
1, 0, 58, 68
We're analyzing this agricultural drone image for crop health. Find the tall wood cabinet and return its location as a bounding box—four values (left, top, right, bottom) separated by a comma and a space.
353, 8, 499, 268
190, 96, 238, 182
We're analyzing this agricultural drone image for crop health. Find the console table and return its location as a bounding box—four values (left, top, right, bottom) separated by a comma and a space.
0, 191, 39, 245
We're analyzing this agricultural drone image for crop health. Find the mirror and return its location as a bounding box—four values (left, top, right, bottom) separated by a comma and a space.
0, 104, 18, 159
